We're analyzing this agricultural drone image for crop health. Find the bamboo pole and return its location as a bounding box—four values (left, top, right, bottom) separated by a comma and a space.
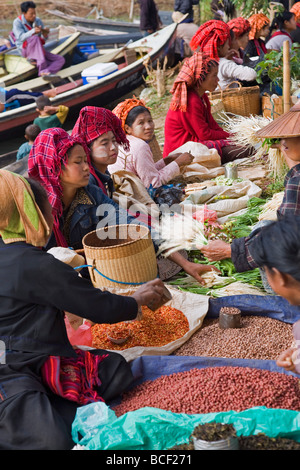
283, 39, 291, 114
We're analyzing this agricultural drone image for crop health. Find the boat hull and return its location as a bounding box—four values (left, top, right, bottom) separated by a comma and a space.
0, 24, 177, 141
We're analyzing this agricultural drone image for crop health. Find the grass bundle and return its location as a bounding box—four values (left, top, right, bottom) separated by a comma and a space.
157, 213, 207, 257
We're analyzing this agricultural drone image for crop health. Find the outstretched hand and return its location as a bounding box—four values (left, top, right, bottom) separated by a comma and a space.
183, 260, 220, 286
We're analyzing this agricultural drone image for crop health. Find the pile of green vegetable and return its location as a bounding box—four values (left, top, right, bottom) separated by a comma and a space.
168, 197, 267, 296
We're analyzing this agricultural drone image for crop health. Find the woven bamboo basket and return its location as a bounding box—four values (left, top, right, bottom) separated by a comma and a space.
261, 94, 293, 120
209, 81, 260, 117
82, 224, 158, 289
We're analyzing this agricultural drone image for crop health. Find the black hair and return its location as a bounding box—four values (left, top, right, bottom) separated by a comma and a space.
249, 215, 300, 282
25, 177, 49, 215
35, 95, 51, 110
20, 1, 36, 13
25, 124, 40, 141
266, 11, 295, 41
125, 106, 152, 128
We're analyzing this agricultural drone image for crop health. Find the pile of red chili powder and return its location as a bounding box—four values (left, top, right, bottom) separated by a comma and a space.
112, 366, 300, 416
91, 305, 189, 350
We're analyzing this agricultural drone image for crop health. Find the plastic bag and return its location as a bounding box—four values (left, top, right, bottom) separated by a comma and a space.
72, 402, 117, 447
72, 404, 300, 450
65, 317, 93, 348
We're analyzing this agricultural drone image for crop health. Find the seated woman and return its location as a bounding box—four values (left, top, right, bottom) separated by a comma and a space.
109, 96, 193, 189
189, 19, 257, 91
71, 106, 131, 199
227, 17, 251, 64
0, 168, 166, 449
243, 13, 270, 61
163, 52, 252, 163
28, 127, 216, 284
27, 127, 138, 250
265, 11, 296, 52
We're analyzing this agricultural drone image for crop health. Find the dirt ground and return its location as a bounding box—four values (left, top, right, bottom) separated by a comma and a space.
0, 1, 175, 21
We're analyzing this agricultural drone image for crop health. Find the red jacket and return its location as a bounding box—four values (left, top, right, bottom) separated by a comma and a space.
163, 89, 230, 157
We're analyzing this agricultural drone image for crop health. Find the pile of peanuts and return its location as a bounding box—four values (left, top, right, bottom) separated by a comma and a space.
113, 366, 300, 416
174, 316, 294, 360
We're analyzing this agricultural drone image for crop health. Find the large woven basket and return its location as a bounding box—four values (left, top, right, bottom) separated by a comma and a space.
82, 224, 157, 289
261, 94, 293, 120
209, 81, 260, 117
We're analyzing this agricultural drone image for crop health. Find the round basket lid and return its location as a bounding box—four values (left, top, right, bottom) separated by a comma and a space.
256, 100, 300, 139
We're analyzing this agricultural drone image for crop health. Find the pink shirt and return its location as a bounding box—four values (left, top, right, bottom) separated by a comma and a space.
108, 135, 180, 189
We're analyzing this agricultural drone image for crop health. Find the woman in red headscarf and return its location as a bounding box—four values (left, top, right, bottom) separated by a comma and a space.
227, 17, 251, 63
190, 19, 231, 58
28, 127, 137, 251
71, 106, 130, 199
163, 52, 252, 162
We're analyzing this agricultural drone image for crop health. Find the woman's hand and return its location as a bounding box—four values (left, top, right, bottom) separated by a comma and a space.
175, 152, 194, 167
182, 260, 220, 286
131, 278, 165, 309
276, 347, 297, 373
200, 240, 232, 261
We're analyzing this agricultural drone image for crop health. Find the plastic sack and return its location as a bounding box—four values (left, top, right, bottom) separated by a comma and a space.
72, 404, 300, 450
72, 401, 117, 447
65, 316, 93, 348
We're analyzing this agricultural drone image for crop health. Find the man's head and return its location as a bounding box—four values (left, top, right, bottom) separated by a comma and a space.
21, 2, 36, 23
35, 95, 51, 111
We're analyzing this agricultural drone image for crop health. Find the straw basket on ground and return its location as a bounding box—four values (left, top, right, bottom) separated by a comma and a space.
261, 94, 293, 119
82, 224, 158, 290
209, 81, 260, 117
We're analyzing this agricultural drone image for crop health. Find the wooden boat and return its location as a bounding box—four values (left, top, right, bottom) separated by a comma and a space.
46, 9, 141, 33
0, 22, 177, 141
0, 32, 81, 87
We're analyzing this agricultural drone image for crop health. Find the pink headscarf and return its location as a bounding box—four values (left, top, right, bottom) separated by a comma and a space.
28, 127, 89, 247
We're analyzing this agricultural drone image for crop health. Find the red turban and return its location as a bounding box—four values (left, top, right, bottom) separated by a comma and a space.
190, 20, 231, 59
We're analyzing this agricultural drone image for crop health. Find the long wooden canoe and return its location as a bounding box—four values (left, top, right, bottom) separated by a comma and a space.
46, 9, 141, 33
0, 22, 177, 141
1, 32, 81, 87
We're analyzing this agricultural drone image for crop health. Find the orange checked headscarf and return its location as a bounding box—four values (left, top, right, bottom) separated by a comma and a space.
112, 96, 150, 131
190, 20, 231, 59
248, 13, 270, 40
169, 52, 218, 112
291, 2, 300, 22
227, 17, 251, 37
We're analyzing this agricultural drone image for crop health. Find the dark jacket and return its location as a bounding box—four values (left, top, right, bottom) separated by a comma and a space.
0, 240, 138, 359
139, 0, 160, 31
89, 168, 114, 199
174, 0, 199, 21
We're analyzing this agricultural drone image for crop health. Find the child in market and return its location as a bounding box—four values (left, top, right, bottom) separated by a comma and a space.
265, 10, 297, 52
109, 97, 193, 189
33, 95, 69, 130
16, 123, 40, 161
